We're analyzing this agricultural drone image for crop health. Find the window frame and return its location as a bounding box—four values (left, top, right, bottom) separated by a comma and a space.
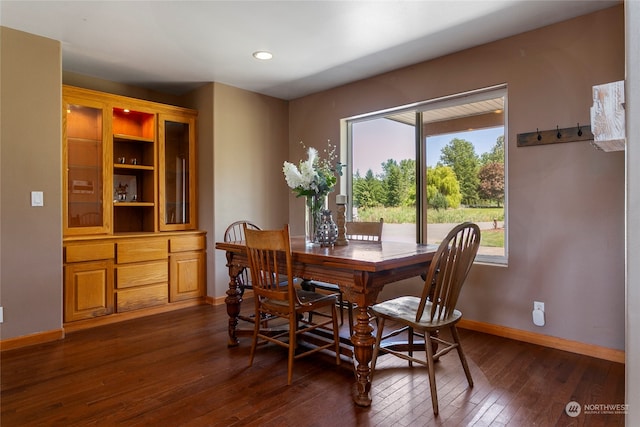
344, 84, 508, 265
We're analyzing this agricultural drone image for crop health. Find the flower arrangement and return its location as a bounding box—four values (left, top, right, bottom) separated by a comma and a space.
283, 141, 344, 244
282, 141, 342, 198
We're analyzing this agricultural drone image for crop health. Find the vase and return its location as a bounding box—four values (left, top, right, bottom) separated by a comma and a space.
305, 194, 326, 246
316, 209, 338, 247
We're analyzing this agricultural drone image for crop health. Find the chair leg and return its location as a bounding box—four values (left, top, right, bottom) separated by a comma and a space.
424, 329, 439, 416
248, 306, 261, 367
287, 312, 297, 386
371, 317, 386, 373
408, 326, 414, 368
451, 325, 474, 387
347, 301, 354, 337
338, 292, 345, 325
331, 304, 341, 365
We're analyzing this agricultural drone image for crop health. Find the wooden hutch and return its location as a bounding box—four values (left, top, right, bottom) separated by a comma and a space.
62, 86, 206, 330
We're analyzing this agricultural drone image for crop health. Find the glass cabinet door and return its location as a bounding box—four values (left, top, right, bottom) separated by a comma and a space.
63, 97, 110, 235
159, 114, 196, 230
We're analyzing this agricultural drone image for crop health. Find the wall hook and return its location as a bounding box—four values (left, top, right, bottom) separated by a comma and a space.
518, 124, 593, 147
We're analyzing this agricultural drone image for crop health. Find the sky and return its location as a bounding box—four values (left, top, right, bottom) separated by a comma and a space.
352, 118, 504, 175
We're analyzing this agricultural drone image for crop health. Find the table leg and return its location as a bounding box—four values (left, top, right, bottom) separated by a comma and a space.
224, 251, 244, 347
351, 303, 375, 406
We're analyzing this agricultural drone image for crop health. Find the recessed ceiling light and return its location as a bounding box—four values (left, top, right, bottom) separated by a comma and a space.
252, 51, 273, 60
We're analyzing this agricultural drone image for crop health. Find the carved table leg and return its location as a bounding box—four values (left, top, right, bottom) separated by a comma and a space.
224, 251, 244, 347
351, 304, 374, 406
345, 283, 381, 407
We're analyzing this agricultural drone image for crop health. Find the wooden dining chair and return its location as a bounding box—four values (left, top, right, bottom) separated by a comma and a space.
345, 218, 384, 242
225, 220, 272, 326
224, 220, 261, 298
370, 222, 480, 416
244, 224, 341, 385
309, 218, 383, 335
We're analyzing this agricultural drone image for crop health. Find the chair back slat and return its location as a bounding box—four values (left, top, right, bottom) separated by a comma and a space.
417, 222, 480, 323
244, 224, 294, 304
346, 218, 383, 242
224, 220, 260, 242
224, 220, 261, 293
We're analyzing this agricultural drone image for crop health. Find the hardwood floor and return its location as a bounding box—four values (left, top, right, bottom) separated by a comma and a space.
1, 303, 624, 426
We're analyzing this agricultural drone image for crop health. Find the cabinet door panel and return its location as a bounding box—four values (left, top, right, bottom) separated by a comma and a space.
64, 260, 114, 322
170, 251, 204, 302
63, 95, 111, 235
159, 114, 197, 230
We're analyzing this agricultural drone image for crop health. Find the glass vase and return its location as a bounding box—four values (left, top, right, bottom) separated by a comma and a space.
305, 194, 326, 246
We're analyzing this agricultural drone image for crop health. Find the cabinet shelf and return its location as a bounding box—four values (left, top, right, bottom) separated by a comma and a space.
114, 134, 154, 144
68, 137, 101, 144
114, 202, 155, 207
114, 164, 154, 171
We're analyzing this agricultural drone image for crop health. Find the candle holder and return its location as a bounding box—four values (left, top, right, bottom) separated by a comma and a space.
335, 194, 348, 246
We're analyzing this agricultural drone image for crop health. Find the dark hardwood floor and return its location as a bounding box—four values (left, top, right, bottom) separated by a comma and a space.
1, 303, 624, 426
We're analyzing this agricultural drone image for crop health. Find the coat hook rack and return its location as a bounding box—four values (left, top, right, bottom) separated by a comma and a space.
517, 123, 593, 147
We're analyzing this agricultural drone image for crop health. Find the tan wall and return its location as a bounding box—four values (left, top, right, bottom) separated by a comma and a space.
626, 0, 640, 421
211, 83, 289, 297
289, 6, 625, 350
0, 28, 63, 339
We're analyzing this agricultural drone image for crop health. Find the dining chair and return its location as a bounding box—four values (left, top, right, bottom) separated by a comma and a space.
225, 220, 272, 326
224, 220, 261, 298
370, 222, 480, 416
244, 224, 341, 385
345, 218, 384, 242
308, 218, 383, 336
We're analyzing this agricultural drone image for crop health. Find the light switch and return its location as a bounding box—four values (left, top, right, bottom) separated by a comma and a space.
31, 191, 44, 207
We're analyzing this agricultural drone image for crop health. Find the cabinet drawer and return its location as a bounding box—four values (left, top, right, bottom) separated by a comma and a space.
116, 261, 168, 289
169, 235, 205, 253
117, 239, 167, 263
116, 283, 168, 312
65, 242, 115, 263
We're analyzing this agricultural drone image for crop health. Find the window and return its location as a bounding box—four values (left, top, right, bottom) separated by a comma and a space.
347, 86, 507, 264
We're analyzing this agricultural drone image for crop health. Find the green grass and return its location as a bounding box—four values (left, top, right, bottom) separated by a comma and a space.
356, 206, 504, 224
357, 205, 505, 248
479, 228, 504, 247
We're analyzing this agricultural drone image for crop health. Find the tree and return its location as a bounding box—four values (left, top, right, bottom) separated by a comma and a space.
382, 159, 402, 207
380, 158, 415, 207
478, 162, 504, 206
440, 138, 479, 205
427, 165, 462, 209
480, 135, 504, 166
399, 159, 416, 206
353, 169, 383, 208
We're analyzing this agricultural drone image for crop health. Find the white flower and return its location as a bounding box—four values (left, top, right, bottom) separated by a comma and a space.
283, 144, 338, 197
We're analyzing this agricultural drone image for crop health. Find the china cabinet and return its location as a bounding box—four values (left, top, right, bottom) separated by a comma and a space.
62, 86, 205, 329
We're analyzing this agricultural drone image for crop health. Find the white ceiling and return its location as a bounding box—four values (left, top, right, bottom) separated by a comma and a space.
1, 0, 619, 100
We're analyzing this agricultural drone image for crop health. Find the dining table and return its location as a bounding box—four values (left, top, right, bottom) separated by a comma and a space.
215, 235, 436, 407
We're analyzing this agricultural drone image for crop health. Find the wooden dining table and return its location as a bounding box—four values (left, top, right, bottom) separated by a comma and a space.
215, 236, 436, 407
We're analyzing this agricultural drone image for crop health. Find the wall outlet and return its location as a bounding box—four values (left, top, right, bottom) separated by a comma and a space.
0, 306, 4, 323
534, 301, 545, 312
